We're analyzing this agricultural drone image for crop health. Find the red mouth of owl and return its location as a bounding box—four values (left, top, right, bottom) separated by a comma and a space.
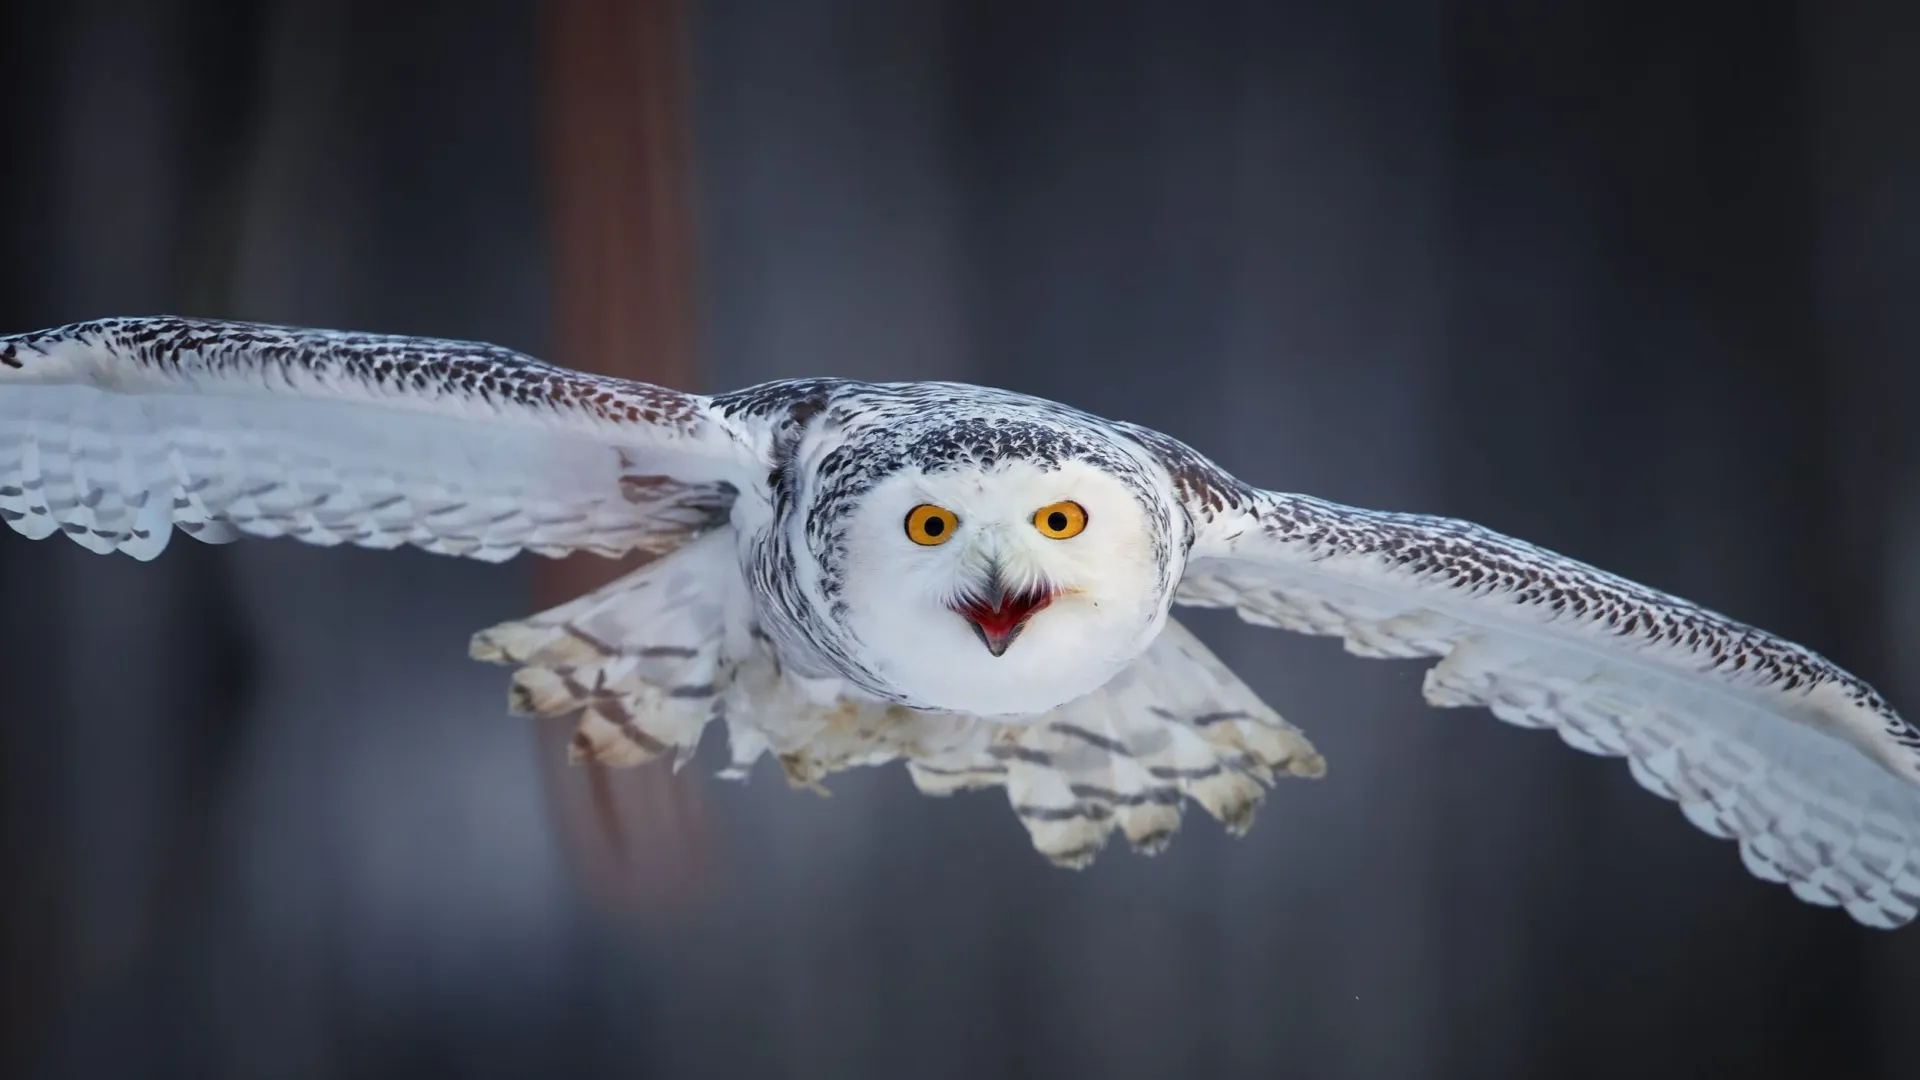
952, 586, 1054, 657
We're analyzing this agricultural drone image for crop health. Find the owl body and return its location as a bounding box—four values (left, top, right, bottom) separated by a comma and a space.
9, 315, 1920, 927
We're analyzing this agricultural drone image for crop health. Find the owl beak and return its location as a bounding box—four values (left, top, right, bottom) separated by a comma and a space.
952, 567, 1054, 657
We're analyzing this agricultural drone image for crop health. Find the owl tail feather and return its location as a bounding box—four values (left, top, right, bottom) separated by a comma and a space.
904, 617, 1325, 868
469, 531, 735, 770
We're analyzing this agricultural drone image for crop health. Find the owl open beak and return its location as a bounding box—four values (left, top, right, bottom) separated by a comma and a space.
952, 580, 1054, 657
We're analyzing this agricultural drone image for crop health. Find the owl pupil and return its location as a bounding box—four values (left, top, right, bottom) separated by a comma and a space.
924, 516, 945, 537
1048, 511, 1068, 532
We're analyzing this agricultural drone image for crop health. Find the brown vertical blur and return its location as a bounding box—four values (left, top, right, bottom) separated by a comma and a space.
536, 0, 710, 927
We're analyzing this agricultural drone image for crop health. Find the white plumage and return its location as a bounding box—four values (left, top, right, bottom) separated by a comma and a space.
6, 315, 1918, 929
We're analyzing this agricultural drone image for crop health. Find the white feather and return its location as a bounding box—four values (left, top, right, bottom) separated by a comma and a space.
471, 530, 742, 770
0, 317, 754, 562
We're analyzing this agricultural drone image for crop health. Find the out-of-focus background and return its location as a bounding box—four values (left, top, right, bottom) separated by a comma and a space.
3, 1, 1919, 1077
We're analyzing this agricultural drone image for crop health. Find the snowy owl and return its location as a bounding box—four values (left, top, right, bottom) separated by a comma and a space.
5, 316, 1919, 928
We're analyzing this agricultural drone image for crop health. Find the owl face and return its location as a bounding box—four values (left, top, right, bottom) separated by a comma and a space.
835, 455, 1176, 716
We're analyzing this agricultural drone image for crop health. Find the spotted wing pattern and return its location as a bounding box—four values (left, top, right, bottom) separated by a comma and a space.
0, 317, 754, 563
1146, 431, 1920, 928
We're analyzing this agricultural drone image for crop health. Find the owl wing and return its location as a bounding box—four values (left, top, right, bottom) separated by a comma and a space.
1127, 425, 1920, 929
0, 317, 767, 563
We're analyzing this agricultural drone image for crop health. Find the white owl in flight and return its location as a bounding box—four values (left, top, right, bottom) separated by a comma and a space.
5, 316, 1918, 928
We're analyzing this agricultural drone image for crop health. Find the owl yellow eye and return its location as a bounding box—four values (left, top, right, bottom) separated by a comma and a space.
905, 504, 959, 546
1032, 500, 1087, 539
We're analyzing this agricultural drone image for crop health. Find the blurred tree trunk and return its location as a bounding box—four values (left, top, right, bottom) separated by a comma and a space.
536, 0, 711, 928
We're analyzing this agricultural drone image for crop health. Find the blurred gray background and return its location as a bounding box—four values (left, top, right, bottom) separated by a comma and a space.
4, 1, 1919, 1077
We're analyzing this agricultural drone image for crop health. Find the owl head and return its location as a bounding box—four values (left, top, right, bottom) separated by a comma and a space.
831, 436, 1183, 716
